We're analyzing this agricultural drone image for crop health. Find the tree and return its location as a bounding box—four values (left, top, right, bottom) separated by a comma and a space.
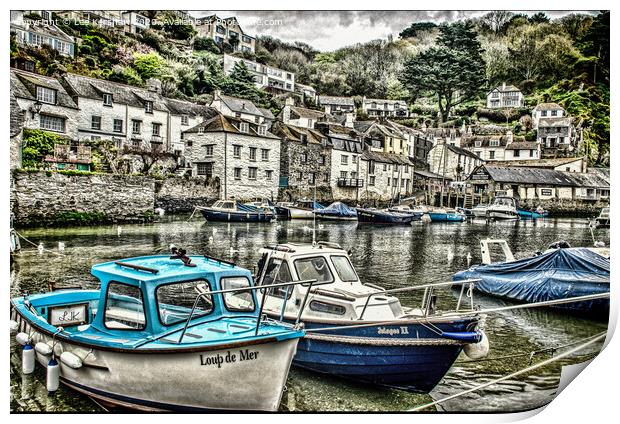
579, 11, 609, 85
21, 129, 67, 168
478, 11, 514, 35
528, 12, 549, 24
193, 37, 221, 54
399, 22, 437, 39
400, 22, 485, 122
132, 52, 166, 80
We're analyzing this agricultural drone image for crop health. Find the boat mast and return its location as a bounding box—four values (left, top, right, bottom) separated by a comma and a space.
312, 185, 317, 246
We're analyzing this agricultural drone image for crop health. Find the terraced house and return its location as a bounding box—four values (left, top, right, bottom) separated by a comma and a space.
361, 97, 409, 118
223, 54, 294, 92
532, 103, 576, 157
182, 112, 281, 201
10, 11, 75, 57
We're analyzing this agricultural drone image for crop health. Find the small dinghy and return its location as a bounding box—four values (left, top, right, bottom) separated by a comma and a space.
517, 206, 549, 219
387, 205, 424, 220
453, 239, 610, 321
254, 242, 488, 393
198, 200, 275, 223
356, 208, 415, 225
428, 208, 465, 222
314, 202, 358, 221
10, 248, 304, 411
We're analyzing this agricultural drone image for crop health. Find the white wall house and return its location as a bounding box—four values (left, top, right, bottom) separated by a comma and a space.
195, 15, 256, 53
317, 96, 356, 116
210, 91, 270, 125
120, 11, 150, 33
182, 113, 281, 200
10, 11, 75, 57
279, 98, 330, 129
427, 141, 484, 181
223, 54, 295, 92
486, 83, 524, 108
361, 97, 409, 118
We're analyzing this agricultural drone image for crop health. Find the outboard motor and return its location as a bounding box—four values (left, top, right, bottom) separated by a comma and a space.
548, 240, 571, 249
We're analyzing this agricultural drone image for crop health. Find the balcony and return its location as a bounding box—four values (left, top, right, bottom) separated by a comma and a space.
337, 178, 364, 188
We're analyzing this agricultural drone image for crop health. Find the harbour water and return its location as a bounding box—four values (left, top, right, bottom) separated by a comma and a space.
10, 216, 608, 412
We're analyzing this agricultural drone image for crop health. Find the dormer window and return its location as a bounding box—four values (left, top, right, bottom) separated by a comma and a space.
299, 134, 308, 143
145, 101, 153, 114
198, 127, 204, 134
103, 93, 113, 106
181, 115, 189, 126
490, 140, 500, 147
36, 86, 56, 104
239, 122, 249, 133
474, 140, 482, 148
257, 126, 266, 136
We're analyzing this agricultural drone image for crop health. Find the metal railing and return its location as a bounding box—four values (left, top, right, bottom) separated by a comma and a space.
357, 278, 481, 320
177, 278, 317, 344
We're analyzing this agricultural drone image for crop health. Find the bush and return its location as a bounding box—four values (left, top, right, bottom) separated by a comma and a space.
108, 65, 143, 86
193, 37, 220, 54
132, 52, 166, 80
21, 129, 67, 169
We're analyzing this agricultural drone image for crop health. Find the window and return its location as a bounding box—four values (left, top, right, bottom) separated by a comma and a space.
309, 300, 346, 315
261, 259, 294, 299
261, 149, 269, 161
36, 86, 56, 104
144, 101, 153, 114
319, 155, 326, 165
330, 256, 358, 282
181, 115, 189, 126
113, 119, 123, 133
235, 112, 242, 118
239, 122, 249, 133
551, 110, 557, 116
249, 147, 257, 161
186, 140, 193, 147
40, 114, 65, 132
404, 165, 409, 173
197, 163, 213, 178
294, 257, 334, 284
387, 177, 391, 186
221, 277, 255, 312
530, 149, 535, 157
198, 127, 204, 134
351, 171, 357, 179
300, 153, 307, 163
155, 280, 213, 326
490, 140, 500, 147
265, 170, 273, 180
340, 171, 347, 179
248, 167, 257, 180
541, 110, 548, 117
233, 145, 241, 158
383, 163, 387, 171
103, 93, 113, 106
205, 145, 214, 157
91, 116, 102, 130
369, 176, 376, 186
234, 168, 242, 180
299, 134, 307, 143
216, 25, 226, 34
341, 155, 348, 165
254, 116, 261, 124
105, 282, 146, 330
242, 35, 252, 43
323, 173, 330, 183
132, 120, 142, 135
514, 149, 520, 157
229, 30, 239, 39
309, 172, 315, 185
352, 155, 358, 164
257, 126, 266, 136
152, 123, 161, 136
298, 171, 303, 181
489, 150, 495, 160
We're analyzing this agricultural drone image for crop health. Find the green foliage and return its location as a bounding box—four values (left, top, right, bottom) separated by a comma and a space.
109, 65, 144, 86
49, 211, 109, 226
21, 129, 66, 169
132, 52, 166, 80
193, 37, 221, 53
399, 22, 437, 39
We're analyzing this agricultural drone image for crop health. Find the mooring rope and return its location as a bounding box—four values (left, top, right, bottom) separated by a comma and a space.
13, 230, 66, 256
409, 331, 607, 412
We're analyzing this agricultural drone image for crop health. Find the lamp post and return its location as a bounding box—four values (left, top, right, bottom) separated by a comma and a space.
30, 101, 42, 119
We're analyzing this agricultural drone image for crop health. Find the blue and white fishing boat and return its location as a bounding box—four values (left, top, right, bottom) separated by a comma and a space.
517, 207, 549, 219
198, 200, 275, 222
314, 202, 358, 221
10, 248, 304, 411
427, 208, 465, 222
453, 239, 610, 321
254, 242, 488, 393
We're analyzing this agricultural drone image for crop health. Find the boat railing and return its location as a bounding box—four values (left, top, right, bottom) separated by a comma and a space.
177, 279, 318, 344
358, 278, 481, 320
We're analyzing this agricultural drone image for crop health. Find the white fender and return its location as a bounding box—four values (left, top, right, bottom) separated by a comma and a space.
10, 320, 19, 334
35, 342, 53, 356
46, 358, 60, 392
60, 351, 82, 369
464, 330, 490, 360
15, 332, 30, 346
22, 344, 35, 374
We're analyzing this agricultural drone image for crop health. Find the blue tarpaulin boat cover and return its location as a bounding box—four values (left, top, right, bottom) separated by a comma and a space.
453, 248, 609, 316
319, 202, 357, 217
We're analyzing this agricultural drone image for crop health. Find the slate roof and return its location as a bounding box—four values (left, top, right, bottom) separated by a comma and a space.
477, 166, 608, 188
289, 106, 327, 120
317, 95, 355, 106
538, 117, 572, 127
444, 143, 483, 161
164, 98, 214, 118
533, 102, 564, 111
492, 157, 584, 169
10, 95, 24, 137
504, 141, 540, 150
11, 22, 74, 43
11, 70, 78, 109
362, 150, 414, 166
489, 84, 521, 93
363, 98, 407, 107
461, 135, 523, 148
258, 107, 275, 120
217, 93, 264, 117
185, 112, 279, 139
414, 169, 450, 180
271, 122, 325, 144
62, 73, 168, 111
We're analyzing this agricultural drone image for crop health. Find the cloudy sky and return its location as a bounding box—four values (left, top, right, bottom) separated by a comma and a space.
190, 10, 597, 51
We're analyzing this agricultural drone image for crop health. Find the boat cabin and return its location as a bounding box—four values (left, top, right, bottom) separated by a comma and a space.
255, 242, 406, 321
210, 200, 238, 211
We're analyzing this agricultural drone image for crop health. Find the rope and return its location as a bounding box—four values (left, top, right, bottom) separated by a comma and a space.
13, 230, 66, 256
409, 331, 607, 412
455, 332, 606, 364
305, 333, 462, 346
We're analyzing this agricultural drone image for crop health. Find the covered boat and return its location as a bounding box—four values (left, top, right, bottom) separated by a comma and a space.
356, 208, 415, 225
453, 240, 610, 321
428, 208, 465, 222
314, 202, 358, 221
254, 242, 488, 393
10, 249, 304, 411
486, 196, 519, 220
199, 200, 275, 222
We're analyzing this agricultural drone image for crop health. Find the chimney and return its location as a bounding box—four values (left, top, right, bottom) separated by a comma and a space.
502, 82, 506, 90
146, 78, 162, 94
506, 130, 513, 145
285, 96, 295, 107
344, 113, 354, 128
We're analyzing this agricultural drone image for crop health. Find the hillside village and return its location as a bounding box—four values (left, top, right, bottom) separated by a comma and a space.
9, 10, 610, 214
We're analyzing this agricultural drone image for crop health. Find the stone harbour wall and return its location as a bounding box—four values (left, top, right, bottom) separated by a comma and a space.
154, 177, 220, 213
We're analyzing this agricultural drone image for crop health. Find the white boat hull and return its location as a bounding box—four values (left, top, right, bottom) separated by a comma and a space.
289, 207, 314, 219
472, 209, 488, 218
15, 316, 298, 411
487, 209, 518, 220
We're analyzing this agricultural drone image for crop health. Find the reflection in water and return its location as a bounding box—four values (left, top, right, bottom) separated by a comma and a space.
10, 216, 608, 412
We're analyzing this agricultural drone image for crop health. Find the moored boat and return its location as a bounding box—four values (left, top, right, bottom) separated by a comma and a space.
486, 196, 519, 220
314, 202, 357, 221
356, 208, 415, 225
254, 242, 488, 393
387, 205, 424, 220
427, 208, 465, 222
453, 239, 610, 321
472, 204, 488, 218
199, 200, 275, 222
10, 249, 305, 411
517, 206, 549, 219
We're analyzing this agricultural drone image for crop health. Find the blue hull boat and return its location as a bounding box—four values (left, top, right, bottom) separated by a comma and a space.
290, 318, 480, 392
428, 212, 464, 222
517, 209, 549, 219
314, 201, 358, 221
199, 200, 275, 222
453, 247, 610, 321
356, 208, 415, 225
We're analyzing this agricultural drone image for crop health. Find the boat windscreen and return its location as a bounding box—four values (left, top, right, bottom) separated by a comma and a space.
330, 255, 358, 282
156, 280, 214, 326
221, 276, 256, 312
294, 257, 334, 284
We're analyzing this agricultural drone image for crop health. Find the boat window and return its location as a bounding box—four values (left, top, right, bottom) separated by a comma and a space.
223, 202, 234, 209
330, 255, 358, 282
221, 276, 256, 312
213, 201, 223, 207
261, 258, 294, 299
156, 280, 214, 326
309, 300, 346, 315
294, 257, 334, 284
104, 282, 146, 330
